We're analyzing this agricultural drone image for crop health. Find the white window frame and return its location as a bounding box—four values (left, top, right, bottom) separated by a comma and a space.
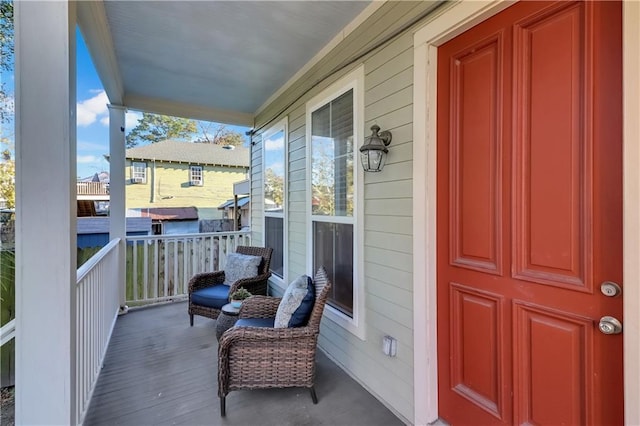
262, 118, 288, 288
305, 65, 365, 340
189, 165, 203, 186
131, 161, 147, 184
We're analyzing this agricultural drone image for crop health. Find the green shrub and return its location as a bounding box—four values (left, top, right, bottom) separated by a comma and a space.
1, 249, 15, 388
0, 249, 15, 327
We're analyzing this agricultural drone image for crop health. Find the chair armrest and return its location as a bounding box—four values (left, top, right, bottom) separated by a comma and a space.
188, 271, 225, 293
238, 295, 281, 319
228, 272, 272, 296
219, 325, 316, 352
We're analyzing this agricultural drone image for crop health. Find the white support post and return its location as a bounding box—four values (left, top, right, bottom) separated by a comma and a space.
108, 105, 128, 312
14, 1, 77, 424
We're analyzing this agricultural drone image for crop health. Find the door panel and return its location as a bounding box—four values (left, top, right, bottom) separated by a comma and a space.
513, 302, 592, 425
450, 283, 505, 418
436, 2, 623, 425
512, 2, 590, 288
449, 34, 504, 275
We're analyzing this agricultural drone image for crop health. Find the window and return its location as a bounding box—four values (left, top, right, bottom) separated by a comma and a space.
306, 66, 364, 338
151, 222, 164, 235
131, 161, 147, 184
263, 119, 287, 281
190, 165, 203, 186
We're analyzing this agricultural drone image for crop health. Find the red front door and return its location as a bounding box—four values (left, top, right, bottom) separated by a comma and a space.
436, 1, 623, 424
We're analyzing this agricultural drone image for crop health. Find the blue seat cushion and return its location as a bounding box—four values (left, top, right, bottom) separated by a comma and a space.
191, 284, 229, 309
235, 317, 275, 328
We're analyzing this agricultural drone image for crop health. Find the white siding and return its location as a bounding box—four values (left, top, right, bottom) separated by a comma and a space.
250, 136, 264, 243
251, 2, 441, 422
327, 35, 415, 419
286, 104, 308, 285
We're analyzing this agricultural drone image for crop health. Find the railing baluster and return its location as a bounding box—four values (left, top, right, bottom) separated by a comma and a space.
132, 240, 138, 302
198, 237, 203, 272
191, 237, 197, 282
143, 240, 148, 303
180, 238, 189, 294
208, 235, 214, 271
173, 239, 179, 297
154, 239, 159, 301
220, 237, 225, 269
163, 240, 169, 298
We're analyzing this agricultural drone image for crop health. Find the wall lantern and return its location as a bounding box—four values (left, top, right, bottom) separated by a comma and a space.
359, 125, 392, 172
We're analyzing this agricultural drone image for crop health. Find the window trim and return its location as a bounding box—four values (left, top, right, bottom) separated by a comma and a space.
305, 65, 365, 340
131, 161, 147, 184
189, 165, 203, 186
262, 117, 288, 288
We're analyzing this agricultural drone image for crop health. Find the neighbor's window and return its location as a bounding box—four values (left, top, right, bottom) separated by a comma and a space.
263, 120, 287, 280
151, 222, 164, 235
309, 88, 355, 317
131, 161, 147, 183
190, 165, 203, 186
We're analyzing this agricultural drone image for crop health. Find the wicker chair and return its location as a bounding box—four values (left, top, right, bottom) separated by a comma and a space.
217, 267, 332, 416
188, 246, 273, 326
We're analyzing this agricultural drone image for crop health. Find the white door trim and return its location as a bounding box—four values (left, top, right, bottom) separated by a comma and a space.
622, 2, 640, 425
412, 1, 639, 425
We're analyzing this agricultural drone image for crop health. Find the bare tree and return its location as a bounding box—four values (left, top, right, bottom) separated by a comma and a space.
195, 123, 245, 146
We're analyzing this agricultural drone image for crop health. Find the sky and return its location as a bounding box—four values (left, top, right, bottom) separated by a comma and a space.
75, 28, 134, 179
75, 29, 250, 179
1, 25, 251, 180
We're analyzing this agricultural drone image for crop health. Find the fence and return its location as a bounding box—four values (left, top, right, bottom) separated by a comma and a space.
76, 181, 109, 196
125, 231, 251, 306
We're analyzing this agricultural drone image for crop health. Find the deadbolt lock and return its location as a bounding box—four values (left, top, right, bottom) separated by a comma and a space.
599, 316, 623, 335
600, 281, 622, 297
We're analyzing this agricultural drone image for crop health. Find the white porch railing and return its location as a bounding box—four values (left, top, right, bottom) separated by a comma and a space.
76, 181, 109, 196
75, 238, 121, 424
0, 318, 15, 346
125, 231, 251, 306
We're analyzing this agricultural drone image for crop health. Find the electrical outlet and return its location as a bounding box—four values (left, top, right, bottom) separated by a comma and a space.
383, 335, 397, 357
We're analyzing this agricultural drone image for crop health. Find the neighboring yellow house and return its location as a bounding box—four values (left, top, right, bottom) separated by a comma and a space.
125, 140, 249, 220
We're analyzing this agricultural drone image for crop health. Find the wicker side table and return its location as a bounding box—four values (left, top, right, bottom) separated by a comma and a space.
216, 303, 240, 341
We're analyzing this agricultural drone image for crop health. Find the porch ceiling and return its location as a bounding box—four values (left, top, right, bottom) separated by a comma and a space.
77, 1, 372, 126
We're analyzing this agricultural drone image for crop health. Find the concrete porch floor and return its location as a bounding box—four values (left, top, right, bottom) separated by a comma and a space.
84, 301, 405, 426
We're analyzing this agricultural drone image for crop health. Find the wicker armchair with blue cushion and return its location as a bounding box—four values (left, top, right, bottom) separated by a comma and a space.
217, 267, 332, 416
188, 246, 273, 326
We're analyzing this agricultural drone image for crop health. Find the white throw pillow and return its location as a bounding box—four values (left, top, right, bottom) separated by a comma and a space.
223, 253, 262, 286
274, 275, 315, 328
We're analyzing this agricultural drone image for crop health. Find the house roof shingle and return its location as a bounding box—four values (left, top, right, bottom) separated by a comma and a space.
125, 140, 249, 168
217, 196, 250, 210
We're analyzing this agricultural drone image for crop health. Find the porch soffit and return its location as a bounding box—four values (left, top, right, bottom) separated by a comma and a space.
253, 0, 442, 130
77, 1, 371, 126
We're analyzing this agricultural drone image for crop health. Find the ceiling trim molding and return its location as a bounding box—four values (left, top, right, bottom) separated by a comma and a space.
76, 1, 124, 105
254, 0, 384, 116
124, 94, 254, 127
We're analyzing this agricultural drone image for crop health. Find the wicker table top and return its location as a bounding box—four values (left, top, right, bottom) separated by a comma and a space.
221, 303, 240, 316
216, 303, 240, 340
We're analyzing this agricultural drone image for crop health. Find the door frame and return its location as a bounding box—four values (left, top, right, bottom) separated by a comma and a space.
411, 1, 640, 424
